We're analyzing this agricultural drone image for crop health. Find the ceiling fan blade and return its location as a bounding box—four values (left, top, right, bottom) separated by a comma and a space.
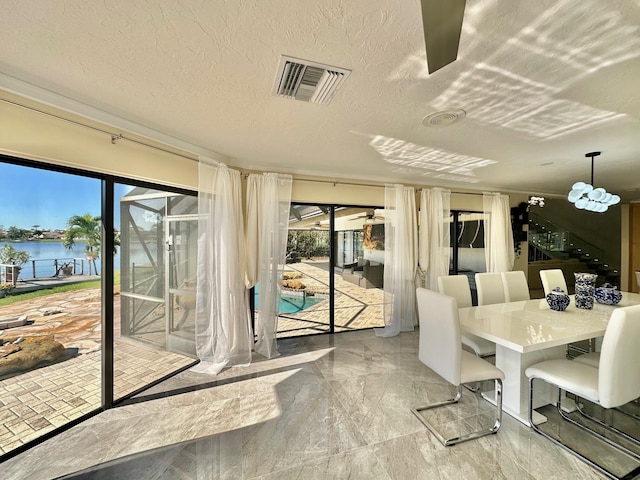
290, 207, 302, 221
420, 0, 466, 74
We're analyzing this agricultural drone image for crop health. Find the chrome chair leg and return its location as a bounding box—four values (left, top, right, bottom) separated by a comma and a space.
412, 379, 502, 447
528, 378, 640, 480
572, 398, 640, 452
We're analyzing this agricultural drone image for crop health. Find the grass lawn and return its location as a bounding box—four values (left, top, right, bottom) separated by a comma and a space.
0, 280, 102, 307
0, 272, 120, 307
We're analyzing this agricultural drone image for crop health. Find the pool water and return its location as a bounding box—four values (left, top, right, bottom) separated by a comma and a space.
254, 286, 326, 314
278, 293, 326, 313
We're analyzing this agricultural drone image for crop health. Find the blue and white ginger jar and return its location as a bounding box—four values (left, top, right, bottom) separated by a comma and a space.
546, 287, 570, 312
594, 283, 622, 305
574, 272, 598, 309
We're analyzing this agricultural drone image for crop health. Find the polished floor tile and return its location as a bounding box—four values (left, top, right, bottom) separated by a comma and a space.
1, 329, 638, 479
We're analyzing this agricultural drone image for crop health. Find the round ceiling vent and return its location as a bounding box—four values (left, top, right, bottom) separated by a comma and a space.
422, 109, 466, 127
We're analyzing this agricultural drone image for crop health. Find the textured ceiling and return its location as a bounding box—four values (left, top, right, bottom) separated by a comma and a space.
1, 0, 639, 199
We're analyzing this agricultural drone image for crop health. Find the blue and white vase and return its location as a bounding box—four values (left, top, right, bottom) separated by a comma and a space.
574, 272, 598, 309
546, 287, 570, 311
594, 283, 622, 305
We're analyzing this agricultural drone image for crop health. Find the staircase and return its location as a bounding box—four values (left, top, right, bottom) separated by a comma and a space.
527, 211, 620, 287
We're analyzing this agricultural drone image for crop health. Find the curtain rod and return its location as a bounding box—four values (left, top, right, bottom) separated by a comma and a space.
1, 96, 201, 163
0, 96, 518, 191
295, 177, 486, 195
295, 178, 384, 188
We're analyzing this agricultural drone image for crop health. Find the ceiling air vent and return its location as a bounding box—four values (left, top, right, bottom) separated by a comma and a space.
274, 55, 350, 104
422, 109, 466, 127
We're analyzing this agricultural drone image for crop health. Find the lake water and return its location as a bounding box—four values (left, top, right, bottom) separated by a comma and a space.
2, 241, 122, 278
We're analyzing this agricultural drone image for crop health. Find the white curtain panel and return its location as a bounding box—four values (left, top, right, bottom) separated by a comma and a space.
375, 184, 418, 337
245, 172, 292, 359
483, 192, 515, 273
418, 187, 451, 290
192, 161, 253, 375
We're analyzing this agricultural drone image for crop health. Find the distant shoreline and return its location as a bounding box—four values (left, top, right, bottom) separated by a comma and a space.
1, 239, 63, 243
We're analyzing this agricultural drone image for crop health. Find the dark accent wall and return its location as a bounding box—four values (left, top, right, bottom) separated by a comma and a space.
534, 197, 621, 267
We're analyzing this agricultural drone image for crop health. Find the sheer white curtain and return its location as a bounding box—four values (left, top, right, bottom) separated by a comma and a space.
418, 187, 451, 290
483, 192, 515, 273
192, 160, 253, 375
245, 172, 292, 359
375, 184, 418, 337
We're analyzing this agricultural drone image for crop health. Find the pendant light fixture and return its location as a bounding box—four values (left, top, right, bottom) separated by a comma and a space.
567, 151, 620, 212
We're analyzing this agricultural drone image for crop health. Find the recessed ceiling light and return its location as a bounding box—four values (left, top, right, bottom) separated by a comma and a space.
422, 109, 466, 127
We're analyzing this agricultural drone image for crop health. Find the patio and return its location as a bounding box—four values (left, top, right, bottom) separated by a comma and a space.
0, 287, 195, 456
276, 260, 385, 337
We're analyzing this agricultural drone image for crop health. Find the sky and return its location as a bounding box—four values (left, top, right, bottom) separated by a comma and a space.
0, 162, 132, 231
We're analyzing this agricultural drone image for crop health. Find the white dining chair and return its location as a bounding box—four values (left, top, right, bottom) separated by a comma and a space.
412, 288, 504, 446
526, 304, 640, 479
437, 275, 495, 357
575, 351, 640, 422
437, 274, 473, 308
501, 270, 531, 302
539, 268, 594, 356
475, 272, 505, 305
539, 268, 568, 296
573, 352, 600, 368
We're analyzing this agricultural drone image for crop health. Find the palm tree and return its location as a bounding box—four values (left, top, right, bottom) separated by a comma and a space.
63, 214, 102, 274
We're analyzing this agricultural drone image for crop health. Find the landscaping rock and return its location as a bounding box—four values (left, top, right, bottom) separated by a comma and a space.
282, 272, 303, 280
0, 335, 67, 378
282, 279, 306, 290
0, 344, 21, 358
0, 315, 28, 330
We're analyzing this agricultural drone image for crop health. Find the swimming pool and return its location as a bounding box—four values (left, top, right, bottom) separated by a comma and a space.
278, 292, 326, 313
254, 286, 327, 314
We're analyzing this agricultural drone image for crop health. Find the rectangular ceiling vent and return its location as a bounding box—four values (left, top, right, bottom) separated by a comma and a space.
274, 55, 350, 104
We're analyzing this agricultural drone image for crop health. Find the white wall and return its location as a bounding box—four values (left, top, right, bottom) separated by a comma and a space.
0, 89, 530, 276
0, 91, 200, 189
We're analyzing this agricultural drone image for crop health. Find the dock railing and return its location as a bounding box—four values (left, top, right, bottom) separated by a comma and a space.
0, 258, 96, 285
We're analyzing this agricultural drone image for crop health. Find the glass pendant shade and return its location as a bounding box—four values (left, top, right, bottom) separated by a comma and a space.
567, 152, 619, 213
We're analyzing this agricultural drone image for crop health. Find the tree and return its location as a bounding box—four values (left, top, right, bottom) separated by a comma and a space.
63, 214, 102, 274
62, 214, 120, 275
0, 244, 30, 266
6, 226, 28, 241
287, 230, 329, 260
31, 224, 43, 237
0, 244, 30, 283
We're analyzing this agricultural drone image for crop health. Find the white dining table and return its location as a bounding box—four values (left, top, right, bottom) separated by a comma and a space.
458, 292, 640, 426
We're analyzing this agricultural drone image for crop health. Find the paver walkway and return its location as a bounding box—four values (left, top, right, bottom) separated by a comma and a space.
276, 261, 385, 337
0, 287, 194, 455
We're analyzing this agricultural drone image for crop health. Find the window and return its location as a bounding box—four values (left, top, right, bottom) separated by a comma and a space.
450, 211, 486, 304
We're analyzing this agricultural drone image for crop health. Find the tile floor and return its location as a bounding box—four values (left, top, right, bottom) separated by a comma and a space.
0, 260, 386, 456
2, 328, 638, 479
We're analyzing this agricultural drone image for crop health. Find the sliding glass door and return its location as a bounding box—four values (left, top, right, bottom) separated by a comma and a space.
0, 156, 197, 460
278, 204, 385, 338
0, 160, 102, 457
